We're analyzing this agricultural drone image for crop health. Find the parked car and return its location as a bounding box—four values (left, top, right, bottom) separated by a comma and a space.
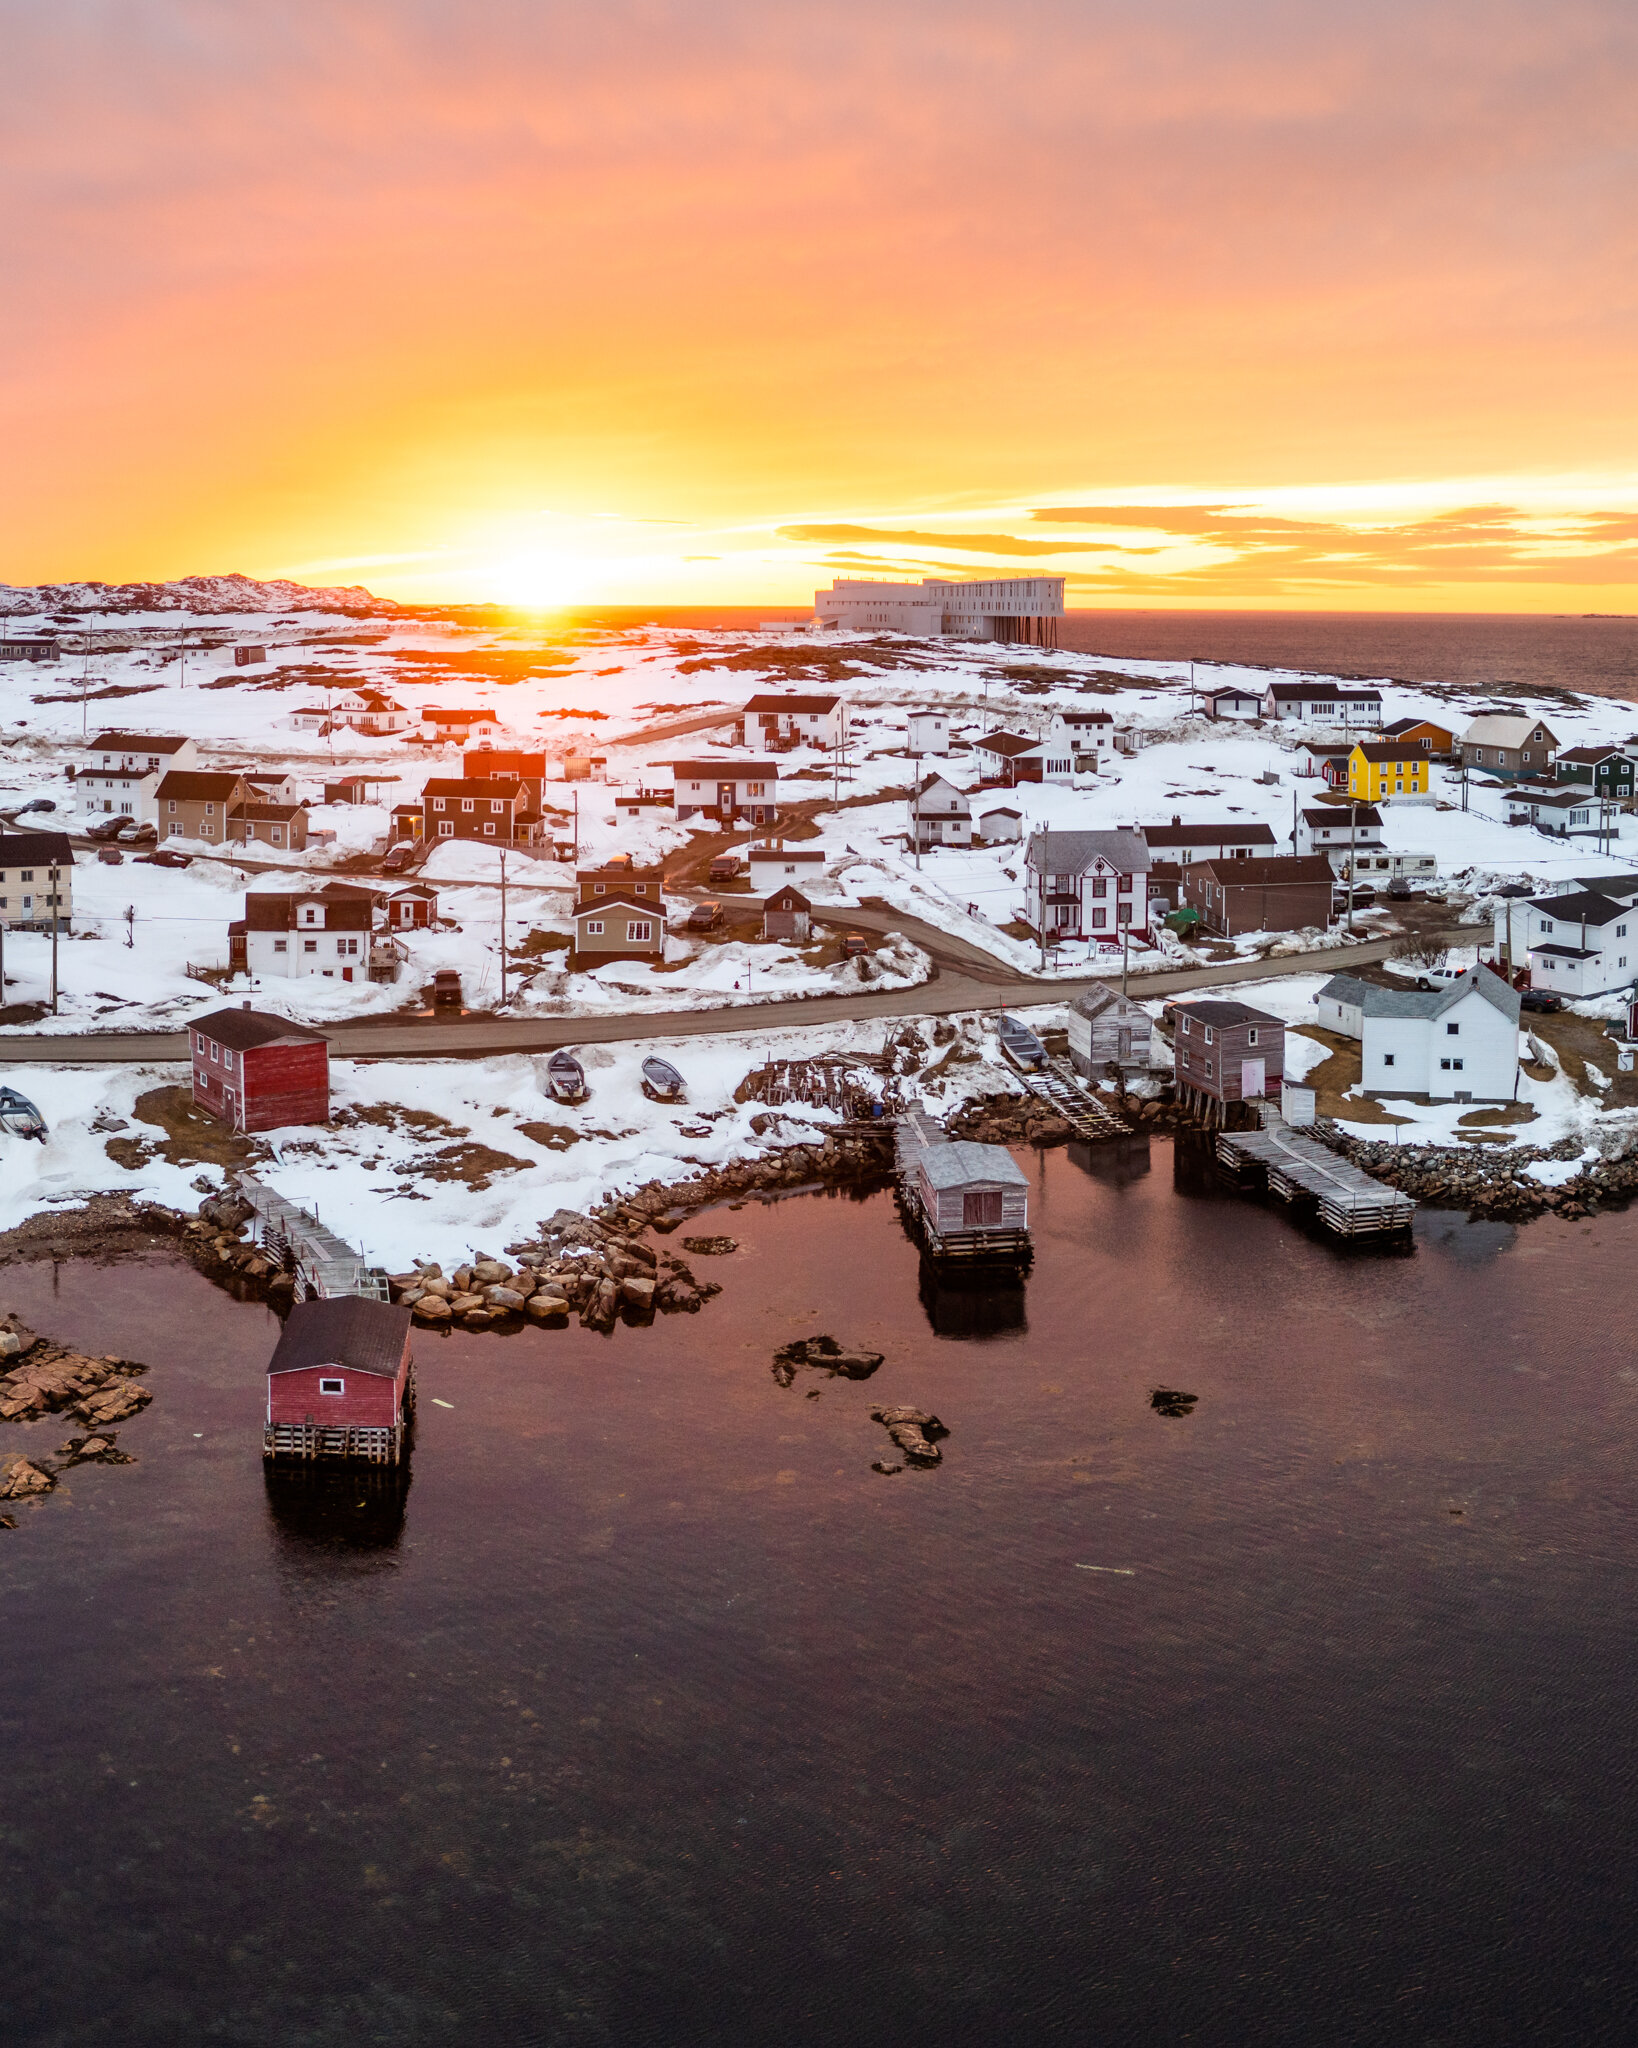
97, 846, 123, 865
840, 932, 871, 959
138, 849, 192, 868
685, 900, 723, 932
382, 842, 416, 873
18, 798, 55, 814
431, 969, 463, 1010
1386, 877, 1414, 901
1520, 989, 1564, 1014
707, 854, 743, 883
85, 816, 127, 842
115, 820, 149, 843
1413, 966, 1467, 990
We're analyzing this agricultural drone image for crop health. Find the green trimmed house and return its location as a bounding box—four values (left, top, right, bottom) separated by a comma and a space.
1555, 745, 1636, 807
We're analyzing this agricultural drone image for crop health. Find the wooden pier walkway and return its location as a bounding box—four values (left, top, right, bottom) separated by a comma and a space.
1016, 1058, 1132, 1141
236, 1175, 392, 1301
1215, 1109, 1415, 1238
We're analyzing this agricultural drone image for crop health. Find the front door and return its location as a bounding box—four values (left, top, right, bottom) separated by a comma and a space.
1240, 1058, 1265, 1099
717, 783, 736, 817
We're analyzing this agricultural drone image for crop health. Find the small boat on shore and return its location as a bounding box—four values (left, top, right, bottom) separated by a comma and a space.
0, 1086, 47, 1142
641, 1056, 686, 1104
997, 1013, 1048, 1074
545, 1050, 589, 1105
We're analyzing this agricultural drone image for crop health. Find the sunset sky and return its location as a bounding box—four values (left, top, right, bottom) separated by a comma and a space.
4, 0, 1637, 610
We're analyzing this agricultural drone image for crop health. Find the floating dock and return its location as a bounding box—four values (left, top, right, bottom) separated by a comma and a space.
1214, 1108, 1416, 1239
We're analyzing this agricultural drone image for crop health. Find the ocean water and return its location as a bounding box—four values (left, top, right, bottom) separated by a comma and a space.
1059, 609, 1638, 705
1, 1149, 1636, 2044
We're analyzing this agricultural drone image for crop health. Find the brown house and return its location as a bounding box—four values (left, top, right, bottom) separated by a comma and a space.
577, 861, 666, 909
464, 750, 547, 809
1183, 855, 1335, 937
158, 769, 251, 844
570, 894, 666, 968
1172, 1000, 1285, 1114
422, 777, 541, 846
229, 801, 308, 851
761, 884, 811, 941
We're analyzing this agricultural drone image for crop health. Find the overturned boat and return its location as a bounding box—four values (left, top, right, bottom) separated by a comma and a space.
641, 1056, 686, 1103
996, 1013, 1048, 1074
545, 1050, 589, 1105
0, 1086, 47, 1142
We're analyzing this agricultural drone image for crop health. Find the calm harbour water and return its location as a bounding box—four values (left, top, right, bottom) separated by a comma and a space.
1059, 610, 1638, 705
2, 1145, 1637, 2046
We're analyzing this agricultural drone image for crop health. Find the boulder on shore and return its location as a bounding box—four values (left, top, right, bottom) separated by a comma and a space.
0, 1456, 54, 1500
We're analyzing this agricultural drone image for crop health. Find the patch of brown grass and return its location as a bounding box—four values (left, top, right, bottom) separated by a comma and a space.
124, 1085, 265, 1168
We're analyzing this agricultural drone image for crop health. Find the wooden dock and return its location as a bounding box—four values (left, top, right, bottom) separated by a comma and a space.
236, 1174, 391, 1302
1016, 1058, 1132, 1141
1214, 1109, 1415, 1238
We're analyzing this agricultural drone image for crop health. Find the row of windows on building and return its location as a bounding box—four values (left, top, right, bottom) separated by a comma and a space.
269, 937, 361, 956
581, 920, 653, 940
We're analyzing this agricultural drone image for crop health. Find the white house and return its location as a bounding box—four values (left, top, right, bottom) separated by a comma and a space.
1024, 829, 1152, 942
907, 712, 950, 756
977, 804, 1023, 844
1492, 878, 1638, 971
1315, 965, 1520, 1103
668, 759, 781, 825
738, 693, 849, 751
1265, 684, 1384, 727
76, 733, 197, 823
909, 773, 972, 850
420, 706, 502, 746
1520, 887, 1638, 997
1200, 685, 1262, 721
1292, 803, 1386, 865
746, 843, 827, 893
1045, 710, 1117, 776
291, 689, 410, 736
1501, 784, 1600, 836
1140, 818, 1280, 866
231, 882, 387, 983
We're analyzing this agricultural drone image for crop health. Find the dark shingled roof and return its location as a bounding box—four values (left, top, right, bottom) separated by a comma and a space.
189, 1006, 328, 1051
1174, 1000, 1283, 1028
155, 769, 247, 800
0, 830, 75, 868
266, 1298, 412, 1379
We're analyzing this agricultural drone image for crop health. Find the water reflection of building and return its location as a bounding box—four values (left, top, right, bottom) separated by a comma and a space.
263, 1459, 410, 1555
1067, 1135, 1152, 1188
917, 1260, 1028, 1339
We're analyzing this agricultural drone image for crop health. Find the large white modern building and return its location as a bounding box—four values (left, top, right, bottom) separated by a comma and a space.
815, 576, 1065, 646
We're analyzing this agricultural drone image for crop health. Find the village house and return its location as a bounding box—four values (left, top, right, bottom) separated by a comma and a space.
464, 748, 547, 809
578, 860, 666, 909
1171, 1000, 1285, 1113
976, 803, 1023, 844
243, 770, 298, 806
570, 892, 666, 968
1183, 854, 1335, 937
230, 882, 378, 981
1378, 715, 1455, 757
1200, 685, 1263, 721
228, 801, 308, 851
1264, 684, 1384, 728
420, 706, 502, 746
75, 733, 197, 823
1293, 803, 1385, 865
0, 829, 74, 932
1522, 889, 1636, 998
0, 634, 60, 663
907, 711, 950, 755
1045, 709, 1117, 775
1302, 743, 1353, 788
761, 885, 812, 941
899, 1106, 1029, 1248
973, 730, 1045, 785
1554, 745, 1636, 806
746, 844, 826, 893
1068, 986, 1155, 1081
1314, 966, 1520, 1103
157, 768, 251, 842
910, 773, 973, 850
188, 1003, 330, 1131
1023, 828, 1152, 942
383, 883, 439, 931
736, 693, 849, 751
1492, 876, 1638, 976
233, 644, 266, 666
389, 802, 423, 845
667, 760, 780, 825
1458, 712, 1559, 781
263, 1297, 414, 1466
1140, 818, 1279, 865
291, 688, 410, 736
1348, 740, 1429, 803
421, 776, 542, 846
1501, 783, 1601, 836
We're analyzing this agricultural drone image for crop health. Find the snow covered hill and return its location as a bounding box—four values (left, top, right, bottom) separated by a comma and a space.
0, 573, 398, 619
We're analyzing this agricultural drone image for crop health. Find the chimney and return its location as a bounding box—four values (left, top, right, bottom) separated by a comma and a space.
242, 999, 251, 1009
1171, 813, 1181, 827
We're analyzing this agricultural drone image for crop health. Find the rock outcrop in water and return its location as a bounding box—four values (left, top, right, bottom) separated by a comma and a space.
0, 1315, 151, 1525
868, 1405, 948, 1466
771, 1335, 886, 1388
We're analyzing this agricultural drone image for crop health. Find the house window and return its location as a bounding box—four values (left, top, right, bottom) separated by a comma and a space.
273, 939, 287, 953
627, 921, 653, 942
1090, 908, 1107, 930
584, 920, 605, 936
483, 822, 496, 837
304, 939, 317, 953
1204, 1060, 1213, 1079
491, 800, 504, 814
1447, 1022, 1460, 1035
319, 1378, 345, 1396
438, 822, 454, 838
1203, 1026, 1214, 1044
1247, 1029, 1258, 1046
461, 798, 474, 813
223, 1050, 234, 1072
1383, 1053, 1395, 1067
433, 798, 445, 811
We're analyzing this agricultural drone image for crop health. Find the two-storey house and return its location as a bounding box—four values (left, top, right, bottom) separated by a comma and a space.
1316, 966, 1520, 1102
1172, 1000, 1285, 1111
0, 830, 74, 932
1140, 818, 1279, 865
1045, 710, 1117, 776
1348, 741, 1429, 802
230, 883, 378, 982
76, 733, 197, 824
910, 774, 973, 850
158, 769, 251, 843
668, 760, 780, 825
1458, 713, 1559, 781
736, 694, 849, 751
1554, 746, 1636, 807
1023, 829, 1152, 942
421, 777, 541, 846
1293, 804, 1385, 868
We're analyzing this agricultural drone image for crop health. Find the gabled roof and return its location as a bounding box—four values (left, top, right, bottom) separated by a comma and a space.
156, 769, 247, 799
1268, 682, 1343, 700
1506, 786, 1589, 809
1380, 716, 1453, 738
1300, 805, 1382, 827
764, 884, 812, 911
1556, 744, 1629, 765
1142, 821, 1278, 849
1352, 741, 1427, 762
573, 896, 664, 920
87, 732, 191, 754
1202, 683, 1261, 700
232, 802, 304, 822
1054, 708, 1114, 724
1318, 965, 1521, 1024
1072, 986, 1147, 1021
918, 1140, 1030, 1192
266, 1297, 410, 1379
463, 748, 546, 774
189, 1006, 328, 1050
742, 693, 843, 714
747, 844, 824, 860
0, 830, 74, 867
1024, 828, 1150, 875
1461, 712, 1558, 747
1528, 889, 1630, 926
914, 772, 968, 800
667, 759, 779, 778
420, 705, 496, 720
422, 777, 520, 800
975, 730, 1041, 757
1191, 855, 1334, 885
1560, 872, 1638, 899
1175, 999, 1283, 1028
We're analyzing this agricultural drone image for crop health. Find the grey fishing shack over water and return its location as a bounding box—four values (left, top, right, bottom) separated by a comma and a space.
895, 1106, 1030, 1263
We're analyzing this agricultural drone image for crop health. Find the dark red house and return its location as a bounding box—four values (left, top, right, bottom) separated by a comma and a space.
264, 1297, 414, 1464
189, 1004, 330, 1132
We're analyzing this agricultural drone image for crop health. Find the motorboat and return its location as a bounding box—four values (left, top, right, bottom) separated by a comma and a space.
545, 1050, 589, 1104
641, 1056, 686, 1104
996, 1013, 1048, 1073
0, 1087, 47, 1142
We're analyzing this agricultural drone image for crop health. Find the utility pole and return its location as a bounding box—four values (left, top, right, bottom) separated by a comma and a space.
498, 849, 508, 1009
1347, 803, 1358, 935
910, 747, 922, 870
49, 862, 59, 1014
572, 784, 579, 864
1122, 919, 1130, 999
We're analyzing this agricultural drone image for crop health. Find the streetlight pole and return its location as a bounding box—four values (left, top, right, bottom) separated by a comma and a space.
49, 863, 59, 1014
498, 849, 508, 1009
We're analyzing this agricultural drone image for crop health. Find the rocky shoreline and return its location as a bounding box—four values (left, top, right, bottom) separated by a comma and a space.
1318, 1125, 1638, 1222
0, 1310, 151, 1523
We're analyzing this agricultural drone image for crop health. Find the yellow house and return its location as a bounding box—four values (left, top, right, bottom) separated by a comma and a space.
1349, 741, 1428, 802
